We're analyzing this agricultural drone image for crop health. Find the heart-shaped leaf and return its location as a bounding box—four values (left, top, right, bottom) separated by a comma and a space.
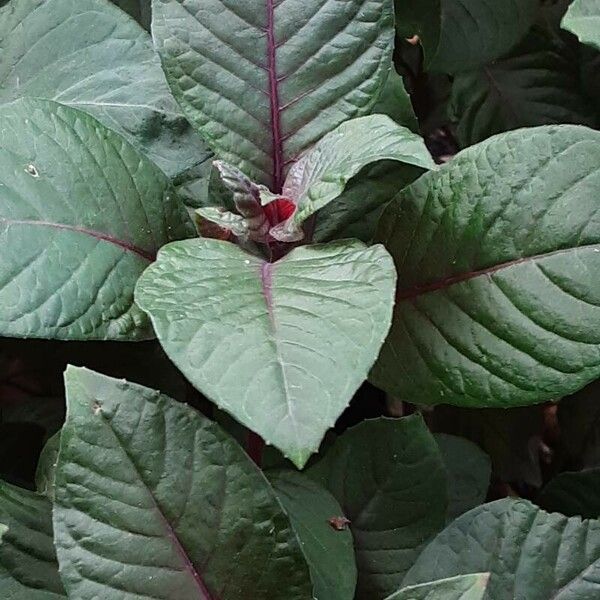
386, 574, 490, 600
449, 29, 597, 147
562, 0, 600, 51
308, 416, 448, 600
54, 366, 312, 600
0, 480, 65, 598
539, 468, 600, 518
135, 238, 396, 467
269, 470, 357, 600
0, 0, 210, 178
371, 125, 600, 409
152, 0, 394, 192
404, 498, 600, 599
0, 98, 193, 341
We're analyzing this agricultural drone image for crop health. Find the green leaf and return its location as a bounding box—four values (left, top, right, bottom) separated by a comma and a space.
35, 432, 60, 501
312, 161, 424, 244
308, 416, 448, 600
152, 0, 394, 192
562, 0, 600, 50
372, 69, 419, 133
0, 0, 210, 178
135, 238, 396, 467
54, 366, 312, 600
435, 434, 491, 521
385, 574, 490, 600
404, 498, 600, 599
280, 115, 435, 228
400, 0, 539, 74
0, 98, 193, 341
371, 125, 600, 409
449, 29, 597, 147
0, 480, 65, 598
539, 468, 600, 518
269, 470, 357, 600
430, 405, 544, 487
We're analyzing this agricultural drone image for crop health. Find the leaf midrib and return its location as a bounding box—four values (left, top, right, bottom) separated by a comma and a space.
1, 218, 155, 262
397, 242, 600, 301
96, 409, 215, 600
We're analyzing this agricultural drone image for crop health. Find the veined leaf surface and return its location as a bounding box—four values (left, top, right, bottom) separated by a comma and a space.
0, 0, 210, 177
385, 574, 489, 600
404, 499, 600, 599
54, 366, 312, 600
135, 238, 396, 468
372, 125, 600, 409
152, 0, 394, 191
0, 480, 65, 598
0, 98, 193, 340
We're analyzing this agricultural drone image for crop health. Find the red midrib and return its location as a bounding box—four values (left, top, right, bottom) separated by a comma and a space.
397, 244, 600, 301
3, 218, 155, 262
266, 0, 284, 193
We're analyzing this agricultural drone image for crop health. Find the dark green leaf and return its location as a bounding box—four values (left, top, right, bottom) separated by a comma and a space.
152, 0, 394, 191
372, 69, 419, 133
0, 480, 65, 598
386, 574, 489, 600
404, 498, 600, 599
539, 467, 600, 518
308, 416, 448, 600
135, 239, 396, 468
0, 0, 209, 178
54, 366, 312, 600
435, 434, 491, 521
0, 98, 193, 340
450, 29, 596, 146
269, 470, 357, 600
35, 432, 60, 501
372, 125, 600, 409
399, 0, 539, 74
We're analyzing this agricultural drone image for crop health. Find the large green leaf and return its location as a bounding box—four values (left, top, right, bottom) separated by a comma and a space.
152, 0, 394, 192
308, 416, 448, 600
0, 98, 193, 340
279, 114, 434, 230
404, 498, 600, 599
54, 366, 312, 600
0, 480, 65, 598
0, 0, 209, 178
435, 434, 491, 521
372, 125, 600, 409
269, 470, 356, 600
562, 0, 600, 50
449, 30, 596, 147
135, 238, 396, 467
372, 69, 419, 133
386, 574, 489, 600
539, 468, 600, 518
398, 0, 539, 74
